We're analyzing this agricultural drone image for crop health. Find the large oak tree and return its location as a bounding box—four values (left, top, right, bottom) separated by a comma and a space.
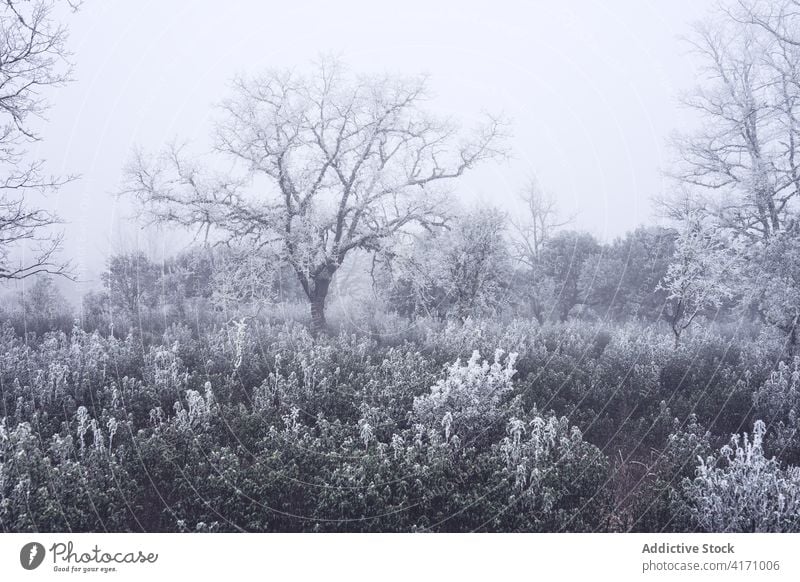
125, 60, 506, 333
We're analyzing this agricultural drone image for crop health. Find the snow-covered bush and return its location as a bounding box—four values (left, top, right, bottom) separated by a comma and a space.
754, 358, 800, 420
413, 349, 518, 444
0, 311, 783, 532
682, 420, 800, 532
753, 358, 800, 461
499, 412, 607, 521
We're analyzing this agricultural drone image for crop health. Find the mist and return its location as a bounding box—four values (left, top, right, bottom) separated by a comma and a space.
26, 0, 710, 299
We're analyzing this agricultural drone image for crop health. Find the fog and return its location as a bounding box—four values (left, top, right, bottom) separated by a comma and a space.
31, 0, 709, 295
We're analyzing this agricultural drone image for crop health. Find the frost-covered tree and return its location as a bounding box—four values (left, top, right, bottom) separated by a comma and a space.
510, 179, 572, 265
123, 59, 506, 334
18, 275, 69, 318
9, 275, 72, 334
211, 246, 303, 314
660, 2, 800, 339
659, 217, 739, 347
0, 1, 79, 281
751, 222, 800, 349
668, 4, 800, 242
442, 208, 510, 320
101, 252, 161, 315
391, 207, 510, 320
537, 231, 600, 322
509, 180, 572, 323
587, 226, 677, 321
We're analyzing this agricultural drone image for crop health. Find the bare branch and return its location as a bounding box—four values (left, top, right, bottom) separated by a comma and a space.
0, 1, 79, 281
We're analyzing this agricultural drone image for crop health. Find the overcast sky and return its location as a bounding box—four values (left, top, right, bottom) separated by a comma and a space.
32, 0, 713, 290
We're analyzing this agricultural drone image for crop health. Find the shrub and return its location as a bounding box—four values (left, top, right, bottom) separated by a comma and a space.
681, 420, 800, 532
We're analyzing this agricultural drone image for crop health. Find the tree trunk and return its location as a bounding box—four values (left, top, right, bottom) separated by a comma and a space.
309, 277, 331, 336
310, 294, 326, 335
788, 318, 798, 356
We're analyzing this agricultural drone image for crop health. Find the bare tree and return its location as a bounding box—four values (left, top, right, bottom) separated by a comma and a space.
510, 179, 572, 266
124, 59, 507, 334
509, 179, 572, 323
0, 0, 79, 281
669, 5, 800, 243
661, 2, 800, 342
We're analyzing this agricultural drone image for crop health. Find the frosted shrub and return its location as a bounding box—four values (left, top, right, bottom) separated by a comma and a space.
413, 349, 518, 443
0, 421, 40, 529
251, 339, 343, 415
0, 310, 786, 532
498, 411, 607, 530
422, 318, 540, 362
753, 358, 800, 461
623, 416, 713, 532
755, 358, 800, 419
683, 420, 800, 532
143, 342, 188, 399
174, 383, 214, 431
502, 414, 575, 487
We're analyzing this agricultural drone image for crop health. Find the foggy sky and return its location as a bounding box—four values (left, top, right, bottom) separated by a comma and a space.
30, 0, 712, 293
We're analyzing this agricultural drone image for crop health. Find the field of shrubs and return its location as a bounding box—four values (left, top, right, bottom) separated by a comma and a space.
7, 0, 800, 537
2, 313, 798, 532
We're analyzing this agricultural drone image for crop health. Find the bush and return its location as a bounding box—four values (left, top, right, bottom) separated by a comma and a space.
0, 313, 795, 532
680, 420, 800, 532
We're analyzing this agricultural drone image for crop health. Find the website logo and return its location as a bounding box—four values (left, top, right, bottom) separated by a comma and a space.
20, 542, 46, 570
